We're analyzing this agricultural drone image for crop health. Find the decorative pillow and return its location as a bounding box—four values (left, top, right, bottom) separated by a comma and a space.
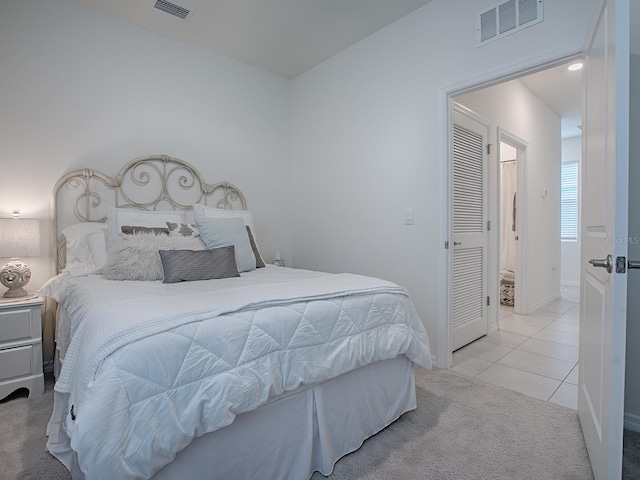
195, 217, 256, 273
107, 207, 186, 243
121, 226, 169, 235
166, 222, 200, 238
61, 222, 108, 276
103, 232, 204, 281
246, 226, 265, 268
192, 204, 257, 240
159, 247, 240, 283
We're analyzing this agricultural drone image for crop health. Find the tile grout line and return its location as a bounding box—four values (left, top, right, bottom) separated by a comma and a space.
454, 293, 580, 409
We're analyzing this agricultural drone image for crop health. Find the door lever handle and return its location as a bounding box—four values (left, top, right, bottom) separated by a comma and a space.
589, 254, 613, 273
453, 242, 462, 246
629, 260, 640, 269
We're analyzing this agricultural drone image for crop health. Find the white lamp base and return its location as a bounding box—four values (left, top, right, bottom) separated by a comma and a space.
1, 258, 32, 298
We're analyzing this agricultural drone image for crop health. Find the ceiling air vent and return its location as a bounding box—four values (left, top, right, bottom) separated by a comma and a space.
477, 0, 543, 47
153, 0, 192, 20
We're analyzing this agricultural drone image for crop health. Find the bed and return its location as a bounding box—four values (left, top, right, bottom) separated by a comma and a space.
42, 155, 432, 480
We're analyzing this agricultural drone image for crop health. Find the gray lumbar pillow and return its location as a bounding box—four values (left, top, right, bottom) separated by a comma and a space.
159, 246, 240, 283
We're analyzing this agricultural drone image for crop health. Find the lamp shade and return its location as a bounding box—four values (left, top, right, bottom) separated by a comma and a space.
0, 218, 40, 258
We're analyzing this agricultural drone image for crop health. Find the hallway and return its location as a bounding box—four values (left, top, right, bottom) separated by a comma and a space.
451, 285, 580, 409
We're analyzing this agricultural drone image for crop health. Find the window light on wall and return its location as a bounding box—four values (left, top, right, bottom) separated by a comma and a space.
561, 161, 579, 241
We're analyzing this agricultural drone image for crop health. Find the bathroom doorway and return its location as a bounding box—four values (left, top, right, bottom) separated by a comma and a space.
497, 130, 528, 316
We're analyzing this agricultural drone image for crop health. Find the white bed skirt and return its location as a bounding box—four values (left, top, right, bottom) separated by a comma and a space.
47, 356, 417, 480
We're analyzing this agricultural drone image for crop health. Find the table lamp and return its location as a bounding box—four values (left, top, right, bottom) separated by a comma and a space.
0, 212, 40, 298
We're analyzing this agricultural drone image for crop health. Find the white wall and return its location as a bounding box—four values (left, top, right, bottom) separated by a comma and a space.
0, 0, 293, 361
291, 0, 599, 363
0, 0, 602, 367
561, 136, 582, 286
456, 79, 562, 314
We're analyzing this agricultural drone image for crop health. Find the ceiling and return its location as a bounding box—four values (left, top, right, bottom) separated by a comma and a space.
70, 0, 434, 79
519, 62, 583, 139
71, 0, 582, 137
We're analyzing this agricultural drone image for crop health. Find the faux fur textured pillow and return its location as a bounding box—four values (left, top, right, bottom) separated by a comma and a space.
103, 233, 205, 281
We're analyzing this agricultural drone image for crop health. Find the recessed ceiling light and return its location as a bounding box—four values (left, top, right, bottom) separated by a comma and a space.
568, 62, 583, 71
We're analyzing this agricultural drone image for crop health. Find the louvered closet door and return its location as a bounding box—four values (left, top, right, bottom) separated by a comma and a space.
451, 105, 489, 351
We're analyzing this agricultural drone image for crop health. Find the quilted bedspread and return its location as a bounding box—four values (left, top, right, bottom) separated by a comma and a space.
41, 268, 431, 480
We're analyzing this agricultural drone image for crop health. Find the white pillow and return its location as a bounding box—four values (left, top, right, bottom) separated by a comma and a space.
196, 217, 256, 273
107, 207, 186, 243
61, 223, 108, 276
192, 204, 257, 240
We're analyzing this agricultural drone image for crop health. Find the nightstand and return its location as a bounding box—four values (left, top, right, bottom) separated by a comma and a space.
0, 295, 44, 400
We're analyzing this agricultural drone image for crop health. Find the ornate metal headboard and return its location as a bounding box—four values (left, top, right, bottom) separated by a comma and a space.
52, 154, 246, 272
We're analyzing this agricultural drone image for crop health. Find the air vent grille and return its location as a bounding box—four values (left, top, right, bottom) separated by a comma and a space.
498, 0, 516, 34
480, 9, 497, 42
153, 0, 191, 20
477, 0, 543, 47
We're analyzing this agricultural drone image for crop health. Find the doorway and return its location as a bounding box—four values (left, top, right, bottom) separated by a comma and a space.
448, 60, 583, 409
497, 129, 529, 316
499, 142, 517, 315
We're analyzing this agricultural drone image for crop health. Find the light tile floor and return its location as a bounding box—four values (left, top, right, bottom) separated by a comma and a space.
451, 285, 580, 409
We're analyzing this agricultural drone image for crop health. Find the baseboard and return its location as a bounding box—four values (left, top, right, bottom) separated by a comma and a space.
528, 292, 562, 312
561, 281, 580, 288
625, 412, 640, 432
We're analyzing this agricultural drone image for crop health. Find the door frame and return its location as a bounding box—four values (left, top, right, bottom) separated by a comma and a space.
437, 42, 583, 368
497, 128, 529, 315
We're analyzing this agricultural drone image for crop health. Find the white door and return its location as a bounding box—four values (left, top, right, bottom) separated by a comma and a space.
451, 104, 489, 351
579, 0, 630, 478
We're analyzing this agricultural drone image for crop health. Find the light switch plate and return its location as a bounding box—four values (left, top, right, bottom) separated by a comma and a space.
405, 208, 414, 225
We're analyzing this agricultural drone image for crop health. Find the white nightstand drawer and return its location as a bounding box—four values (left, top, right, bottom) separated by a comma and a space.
0, 307, 40, 345
0, 296, 44, 399
0, 344, 35, 379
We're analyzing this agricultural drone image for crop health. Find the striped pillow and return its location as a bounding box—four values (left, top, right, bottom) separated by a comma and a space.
159, 246, 240, 283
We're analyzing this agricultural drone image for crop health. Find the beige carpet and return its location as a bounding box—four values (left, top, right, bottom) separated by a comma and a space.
2, 368, 595, 479
313, 367, 593, 480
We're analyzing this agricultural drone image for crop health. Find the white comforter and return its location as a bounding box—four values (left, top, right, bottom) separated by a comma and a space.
41, 266, 431, 480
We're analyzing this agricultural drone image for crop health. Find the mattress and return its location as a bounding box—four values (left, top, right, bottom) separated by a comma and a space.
40, 265, 431, 479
